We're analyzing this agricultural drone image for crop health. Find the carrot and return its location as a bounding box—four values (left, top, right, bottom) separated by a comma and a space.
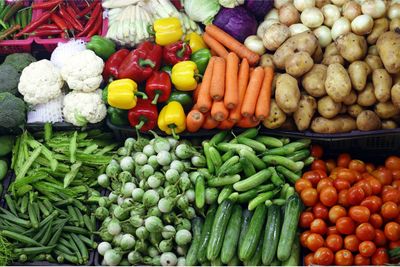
203, 32, 229, 59
210, 57, 226, 101
229, 58, 250, 123
224, 52, 240, 110
197, 57, 216, 113
241, 67, 265, 118
202, 114, 219, 129
192, 103, 200, 111
250, 67, 254, 75
236, 116, 260, 128
217, 119, 236, 130
211, 100, 229, 122
205, 24, 260, 66
186, 110, 205, 133
255, 67, 274, 121
193, 83, 201, 103
210, 50, 218, 56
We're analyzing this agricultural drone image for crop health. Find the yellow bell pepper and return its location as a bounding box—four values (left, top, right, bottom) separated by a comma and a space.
158, 101, 186, 139
185, 32, 207, 53
171, 61, 198, 91
107, 79, 141, 110
153, 17, 183, 46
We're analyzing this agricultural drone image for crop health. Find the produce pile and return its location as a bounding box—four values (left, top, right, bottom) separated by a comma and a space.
0, 0, 32, 40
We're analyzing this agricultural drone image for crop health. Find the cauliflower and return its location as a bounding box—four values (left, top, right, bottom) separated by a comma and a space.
63, 89, 107, 126
61, 50, 104, 92
50, 39, 86, 69
18, 60, 63, 105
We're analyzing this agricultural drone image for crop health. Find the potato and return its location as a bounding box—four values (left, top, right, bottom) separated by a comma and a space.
285, 51, 314, 77
325, 63, 352, 102
279, 3, 300, 26
347, 104, 364, 118
294, 95, 317, 130
322, 55, 345, 65
356, 110, 382, 131
311, 115, 356, 133
367, 18, 389, 45
390, 18, 400, 32
271, 73, 281, 96
357, 83, 377, 106
368, 45, 378, 56
335, 32, 367, 62
372, 68, 392, 102
318, 95, 342, 118
391, 82, 400, 109
273, 31, 319, 69
343, 90, 357, 105
393, 73, 400, 85
312, 45, 323, 63
376, 31, 400, 74
263, 23, 291, 51
323, 43, 339, 57
374, 102, 400, 119
263, 100, 287, 129
260, 54, 275, 69
348, 61, 369, 91
340, 105, 347, 114
365, 55, 384, 71
301, 64, 327, 97
382, 120, 398, 129
275, 74, 301, 113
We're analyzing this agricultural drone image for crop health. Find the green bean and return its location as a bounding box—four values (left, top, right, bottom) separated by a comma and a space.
74, 207, 85, 227
38, 210, 59, 228
2, 230, 42, 246
19, 195, 28, 214
16, 146, 42, 180
39, 219, 54, 245
4, 194, 17, 216
63, 161, 82, 188
83, 215, 93, 232
63, 226, 89, 235
55, 244, 74, 255
71, 233, 89, 263
0, 212, 31, 228
14, 245, 55, 255
78, 234, 97, 249
69, 131, 77, 163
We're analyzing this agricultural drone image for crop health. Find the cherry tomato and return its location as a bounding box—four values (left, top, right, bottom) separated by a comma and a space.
344, 235, 360, 252
304, 253, 314, 266
384, 222, 400, 241
299, 211, 315, 228
347, 186, 365, 205
310, 218, 328, 235
392, 169, 400, 180
335, 249, 354, 265
349, 159, 366, 173
361, 195, 383, 213
320, 186, 338, 207
301, 188, 319, 207
329, 205, 347, 224
338, 189, 350, 207
366, 162, 375, 173
314, 247, 334, 265
359, 241, 376, 257
295, 178, 313, 193
306, 233, 325, 252
311, 144, 324, 159
374, 229, 387, 247
300, 230, 312, 247
313, 202, 329, 220
338, 153, 352, 168
333, 178, 351, 191
303, 171, 322, 187
372, 168, 393, 185
327, 226, 340, 235
371, 248, 389, 265
354, 254, 370, 265
393, 180, 400, 189
326, 159, 336, 173
355, 180, 372, 196
389, 240, 400, 249
382, 187, 400, 204
369, 213, 384, 229
314, 169, 328, 179
326, 234, 343, 252
338, 169, 357, 184
336, 217, 356, 235
356, 223, 376, 241
366, 177, 382, 195
349, 205, 371, 223
312, 159, 328, 172
317, 178, 333, 193
381, 201, 399, 219
385, 156, 400, 170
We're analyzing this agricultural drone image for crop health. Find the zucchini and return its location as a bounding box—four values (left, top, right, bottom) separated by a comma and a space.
186, 217, 204, 266
220, 205, 242, 264
277, 194, 302, 261
238, 209, 252, 250
282, 234, 300, 266
262, 205, 282, 265
206, 200, 234, 261
239, 204, 268, 261
197, 205, 217, 263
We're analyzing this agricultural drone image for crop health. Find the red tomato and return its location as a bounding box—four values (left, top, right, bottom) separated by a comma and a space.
356, 223, 376, 241
335, 249, 354, 266
355, 179, 373, 196
366, 177, 382, 195
344, 235, 360, 252
326, 234, 343, 252
320, 186, 338, 207
301, 188, 319, 207
336, 217, 356, 235
382, 187, 400, 204
307, 233, 325, 252
370, 213, 383, 229
389, 240, 400, 249
354, 254, 370, 265
347, 186, 365, 205
349, 205, 371, 223
384, 222, 400, 241
304, 253, 315, 266
381, 201, 399, 219
372, 168, 393, 185
349, 159, 366, 173
300, 211, 315, 228
333, 178, 351, 191
326, 159, 336, 173
311, 144, 324, 159
338, 153, 352, 168
329, 205, 347, 224
392, 169, 400, 180
303, 171, 322, 187
314, 247, 334, 265
338, 189, 350, 207
295, 178, 313, 193
310, 218, 328, 235
338, 169, 357, 184
317, 178, 333, 193
366, 163, 375, 173
300, 230, 312, 247
327, 226, 340, 235
361, 196, 383, 213
374, 229, 387, 247
313, 202, 329, 220
385, 156, 400, 170
312, 159, 328, 172
371, 248, 389, 265
393, 180, 400, 189
359, 241, 376, 257
314, 169, 328, 179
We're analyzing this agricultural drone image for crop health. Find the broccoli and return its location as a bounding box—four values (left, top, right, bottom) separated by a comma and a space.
0, 64, 20, 95
0, 92, 26, 129
3, 53, 36, 73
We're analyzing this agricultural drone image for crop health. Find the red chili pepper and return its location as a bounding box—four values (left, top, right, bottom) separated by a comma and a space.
59, 6, 83, 32
87, 13, 102, 38
14, 12, 52, 38
68, 0, 80, 15
65, 6, 80, 23
36, 24, 60, 31
77, 0, 99, 18
32, 0, 62, 9
77, 3, 101, 37
31, 29, 63, 37
51, 13, 69, 31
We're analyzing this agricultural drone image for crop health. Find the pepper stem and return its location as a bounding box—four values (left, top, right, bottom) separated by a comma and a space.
139, 59, 155, 68
135, 120, 145, 131
168, 124, 179, 140
176, 43, 186, 58
151, 93, 160, 105
194, 73, 203, 80
147, 24, 155, 35
135, 92, 148, 100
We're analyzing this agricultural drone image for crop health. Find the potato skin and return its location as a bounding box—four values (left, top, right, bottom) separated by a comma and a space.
357, 83, 377, 106
367, 18, 389, 45
335, 32, 367, 62
260, 54, 275, 69
302, 64, 327, 97
374, 102, 400, 119
372, 68, 392, 103
348, 61, 369, 91
285, 51, 314, 77
343, 90, 357, 105
322, 55, 345, 66
294, 95, 317, 131
365, 55, 383, 71
263, 23, 291, 51
382, 120, 398, 129
376, 31, 400, 74
318, 95, 342, 119
356, 110, 382, 131
311, 115, 357, 133
275, 73, 301, 113
392, 83, 400, 109
347, 104, 364, 118
312, 45, 323, 64
263, 100, 287, 129
325, 63, 352, 102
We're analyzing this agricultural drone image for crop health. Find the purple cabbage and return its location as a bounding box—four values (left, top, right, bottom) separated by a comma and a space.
213, 6, 258, 43
245, 0, 274, 20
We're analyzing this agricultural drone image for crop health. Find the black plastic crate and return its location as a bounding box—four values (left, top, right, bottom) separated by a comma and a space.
26, 121, 105, 132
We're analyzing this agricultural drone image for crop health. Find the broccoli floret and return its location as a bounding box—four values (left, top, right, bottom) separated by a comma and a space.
0, 92, 26, 129
3, 53, 36, 73
0, 64, 20, 95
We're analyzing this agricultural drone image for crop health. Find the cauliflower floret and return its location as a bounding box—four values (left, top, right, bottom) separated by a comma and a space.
18, 59, 63, 105
61, 50, 104, 92
63, 90, 107, 126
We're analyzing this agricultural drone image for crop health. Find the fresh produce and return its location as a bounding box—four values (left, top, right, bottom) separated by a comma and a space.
86, 35, 116, 60
184, 0, 221, 25
0, 64, 20, 95
0, 1, 32, 40
3, 53, 36, 73
0, 135, 14, 157
128, 99, 159, 132
0, 92, 26, 130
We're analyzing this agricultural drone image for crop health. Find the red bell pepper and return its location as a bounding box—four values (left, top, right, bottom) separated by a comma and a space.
103, 49, 130, 81
118, 41, 163, 83
145, 71, 172, 105
128, 99, 158, 132
163, 41, 192, 65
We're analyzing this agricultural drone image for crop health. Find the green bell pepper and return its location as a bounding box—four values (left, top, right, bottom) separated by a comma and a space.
102, 86, 108, 104
190, 48, 211, 75
86, 35, 116, 60
166, 91, 193, 112
107, 107, 129, 126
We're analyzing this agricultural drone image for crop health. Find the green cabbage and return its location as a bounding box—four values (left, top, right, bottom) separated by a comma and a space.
184, 0, 220, 25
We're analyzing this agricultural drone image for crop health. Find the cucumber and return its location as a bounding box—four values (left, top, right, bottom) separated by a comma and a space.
217, 186, 233, 204
236, 137, 266, 153
270, 257, 282, 266
197, 205, 217, 263
262, 205, 282, 265
239, 204, 268, 261
240, 157, 256, 178
239, 149, 266, 170
210, 258, 222, 266
256, 135, 283, 148
244, 231, 263, 266
186, 217, 204, 266
203, 141, 215, 175
217, 156, 239, 176
233, 169, 272, 192
206, 200, 234, 261
220, 205, 242, 264
277, 194, 302, 261
209, 131, 228, 146
287, 149, 310, 162
227, 255, 240, 266
269, 166, 285, 186
238, 209, 252, 249
195, 175, 205, 209
209, 147, 222, 169
282, 234, 300, 266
